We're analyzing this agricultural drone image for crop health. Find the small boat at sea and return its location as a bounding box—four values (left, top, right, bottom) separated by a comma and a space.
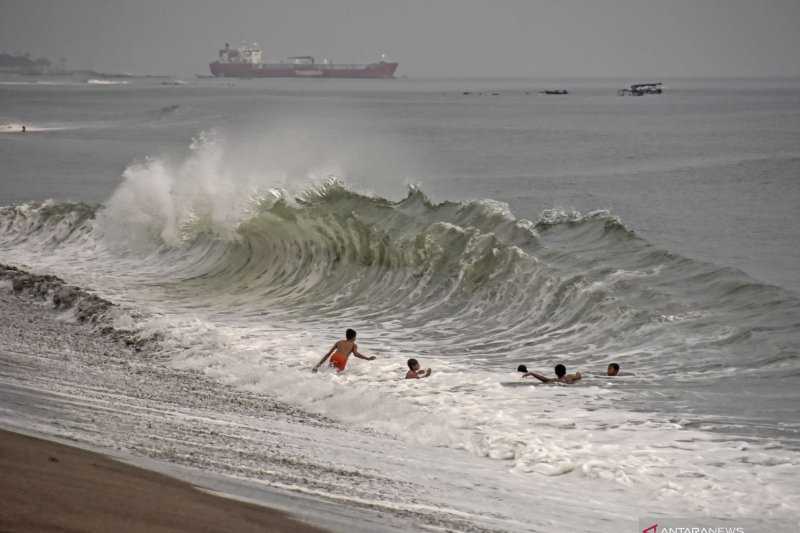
618, 82, 663, 96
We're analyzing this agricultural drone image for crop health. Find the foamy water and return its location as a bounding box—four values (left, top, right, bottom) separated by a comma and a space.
86, 78, 129, 85
0, 122, 70, 133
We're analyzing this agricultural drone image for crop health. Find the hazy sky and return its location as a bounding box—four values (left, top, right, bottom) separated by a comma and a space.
1, 0, 799, 78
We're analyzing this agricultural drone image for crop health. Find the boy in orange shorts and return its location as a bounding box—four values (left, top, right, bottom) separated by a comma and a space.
312, 328, 375, 373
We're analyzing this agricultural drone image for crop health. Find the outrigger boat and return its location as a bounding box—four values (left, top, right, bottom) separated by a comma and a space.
618, 82, 663, 96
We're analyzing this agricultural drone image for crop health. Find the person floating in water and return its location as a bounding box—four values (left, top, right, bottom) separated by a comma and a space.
607, 363, 620, 376
406, 358, 432, 379
518, 363, 582, 384
312, 328, 375, 373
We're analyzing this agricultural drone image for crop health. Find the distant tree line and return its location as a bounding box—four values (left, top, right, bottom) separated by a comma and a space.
0, 52, 62, 73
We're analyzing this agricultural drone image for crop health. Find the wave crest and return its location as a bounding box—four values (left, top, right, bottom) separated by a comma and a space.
1, 132, 799, 376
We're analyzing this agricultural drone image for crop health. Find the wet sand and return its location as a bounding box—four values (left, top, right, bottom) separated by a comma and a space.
0, 428, 328, 533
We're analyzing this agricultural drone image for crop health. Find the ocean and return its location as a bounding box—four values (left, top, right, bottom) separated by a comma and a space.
1, 75, 799, 532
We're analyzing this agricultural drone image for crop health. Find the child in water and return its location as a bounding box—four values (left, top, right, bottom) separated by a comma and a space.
518, 364, 582, 384
406, 358, 432, 379
312, 328, 375, 373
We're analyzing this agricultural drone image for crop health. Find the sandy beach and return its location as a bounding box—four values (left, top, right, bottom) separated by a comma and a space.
0, 266, 407, 532
0, 428, 328, 533
0, 265, 400, 532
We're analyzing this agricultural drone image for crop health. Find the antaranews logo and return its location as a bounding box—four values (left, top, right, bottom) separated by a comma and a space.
641, 526, 742, 533
638, 516, 796, 533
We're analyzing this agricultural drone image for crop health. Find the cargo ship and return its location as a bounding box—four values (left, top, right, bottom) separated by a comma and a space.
209, 43, 398, 79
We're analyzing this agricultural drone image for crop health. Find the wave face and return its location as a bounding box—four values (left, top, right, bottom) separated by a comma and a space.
3, 179, 797, 379
2, 132, 800, 520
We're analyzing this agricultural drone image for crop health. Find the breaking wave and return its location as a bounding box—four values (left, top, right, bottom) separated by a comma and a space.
1, 177, 798, 378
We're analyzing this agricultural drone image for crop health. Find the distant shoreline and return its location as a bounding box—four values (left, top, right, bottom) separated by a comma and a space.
0, 68, 174, 79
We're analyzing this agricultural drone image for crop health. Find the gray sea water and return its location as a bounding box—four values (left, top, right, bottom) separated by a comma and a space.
1, 75, 799, 531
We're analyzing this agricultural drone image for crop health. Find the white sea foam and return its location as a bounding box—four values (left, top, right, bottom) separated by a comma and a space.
0, 122, 68, 133
87, 78, 129, 85
0, 80, 82, 86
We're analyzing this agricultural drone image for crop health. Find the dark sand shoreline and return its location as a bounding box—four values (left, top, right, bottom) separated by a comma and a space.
0, 265, 330, 532
0, 428, 329, 533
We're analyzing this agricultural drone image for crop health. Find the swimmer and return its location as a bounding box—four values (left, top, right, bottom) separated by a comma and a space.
607, 363, 620, 376
519, 363, 582, 384
406, 358, 432, 379
21, 125, 26, 133
312, 328, 375, 373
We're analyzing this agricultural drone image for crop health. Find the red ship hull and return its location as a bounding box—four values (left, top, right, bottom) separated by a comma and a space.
209, 61, 398, 79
